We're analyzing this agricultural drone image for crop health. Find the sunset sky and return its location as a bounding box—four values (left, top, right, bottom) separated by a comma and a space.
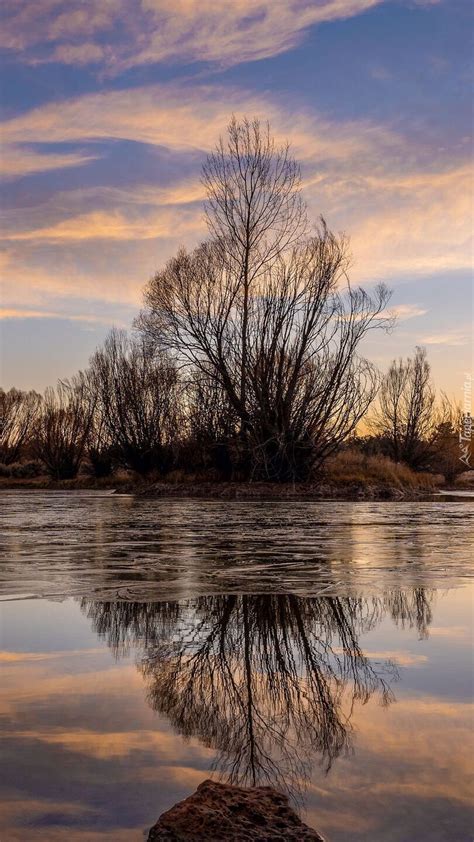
1, 0, 472, 394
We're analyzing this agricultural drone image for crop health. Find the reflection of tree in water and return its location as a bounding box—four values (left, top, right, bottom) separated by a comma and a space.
81, 589, 432, 799
383, 588, 433, 638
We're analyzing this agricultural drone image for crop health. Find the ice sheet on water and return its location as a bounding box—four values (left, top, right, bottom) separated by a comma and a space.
0, 491, 472, 601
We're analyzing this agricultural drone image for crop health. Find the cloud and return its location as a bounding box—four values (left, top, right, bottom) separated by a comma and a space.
116, 179, 206, 207
1, 660, 140, 712
304, 691, 474, 840
0, 147, 99, 179
420, 328, 472, 347
47, 42, 107, 65
1, 80, 471, 384
0, 308, 126, 325
387, 304, 428, 321
0, 0, 121, 51
1, 0, 384, 71
3, 205, 203, 242
120, 0, 384, 71
1, 81, 383, 164
336, 163, 473, 282
3, 86, 467, 277
0, 246, 146, 310
352, 696, 474, 801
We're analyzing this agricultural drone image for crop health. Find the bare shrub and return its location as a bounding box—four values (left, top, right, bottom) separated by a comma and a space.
370, 347, 435, 469
182, 369, 239, 478
33, 380, 94, 479
9, 460, 44, 479
0, 388, 41, 464
89, 329, 180, 476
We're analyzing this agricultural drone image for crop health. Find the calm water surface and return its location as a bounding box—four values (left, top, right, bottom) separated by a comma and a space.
0, 491, 473, 841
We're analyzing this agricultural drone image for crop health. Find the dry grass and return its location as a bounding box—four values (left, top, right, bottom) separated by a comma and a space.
0, 452, 440, 498
0, 468, 134, 490
322, 450, 438, 491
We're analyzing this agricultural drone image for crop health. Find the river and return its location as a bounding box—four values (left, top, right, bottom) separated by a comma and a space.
1, 491, 473, 841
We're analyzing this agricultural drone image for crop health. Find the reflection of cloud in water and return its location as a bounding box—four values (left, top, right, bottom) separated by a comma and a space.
305, 694, 474, 838
0, 648, 104, 663
429, 625, 469, 639
1, 585, 472, 841
362, 650, 428, 666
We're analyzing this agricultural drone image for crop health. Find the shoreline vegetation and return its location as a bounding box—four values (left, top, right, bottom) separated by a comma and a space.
0, 484, 444, 500
0, 479, 440, 500
1, 120, 471, 493
2, 451, 470, 500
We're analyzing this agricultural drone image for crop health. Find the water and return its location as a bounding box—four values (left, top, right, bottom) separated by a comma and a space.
1, 491, 473, 841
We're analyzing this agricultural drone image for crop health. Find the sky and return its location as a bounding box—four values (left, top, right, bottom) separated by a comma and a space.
0, 0, 472, 395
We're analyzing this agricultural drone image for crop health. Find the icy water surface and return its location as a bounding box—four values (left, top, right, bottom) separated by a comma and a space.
0, 491, 473, 841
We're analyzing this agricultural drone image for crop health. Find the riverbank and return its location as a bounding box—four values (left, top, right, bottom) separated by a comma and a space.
137, 479, 437, 500
0, 476, 441, 500
0, 451, 451, 499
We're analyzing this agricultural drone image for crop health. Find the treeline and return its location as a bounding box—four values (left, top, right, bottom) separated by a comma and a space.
0, 339, 464, 483
0, 119, 468, 484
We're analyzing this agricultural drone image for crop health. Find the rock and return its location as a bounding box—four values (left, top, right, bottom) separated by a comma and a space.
147, 779, 325, 841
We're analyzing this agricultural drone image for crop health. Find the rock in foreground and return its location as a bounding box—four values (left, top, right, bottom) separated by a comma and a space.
147, 779, 325, 841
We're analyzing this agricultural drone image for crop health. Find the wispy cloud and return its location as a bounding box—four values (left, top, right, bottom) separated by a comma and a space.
1, 78, 471, 389
1, 0, 384, 71
2, 68, 472, 394
0, 246, 146, 310
341, 163, 472, 282
0, 308, 126, 325
420, 328, 472, 347
1, 147, 99, 179
0, 0, 121, 51
47, 42, 107, 65
3, 90, 469, 280
16, 727, 212, 761
1, 81, 390, 164
388, 304, 428, 320
3, 205, 203, 242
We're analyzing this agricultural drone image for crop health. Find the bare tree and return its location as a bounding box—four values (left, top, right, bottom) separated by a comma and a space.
141, 222, 391, 480
202, 117, 307, 423
89, 329, 180, 476
0, 388, 41, 464
140, 118, 392, 479
184, 368, 239, 477
86, 401, 114, 478
70, 368, 114, 478
33, 379, 93, 479
372, 347, 435, 468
